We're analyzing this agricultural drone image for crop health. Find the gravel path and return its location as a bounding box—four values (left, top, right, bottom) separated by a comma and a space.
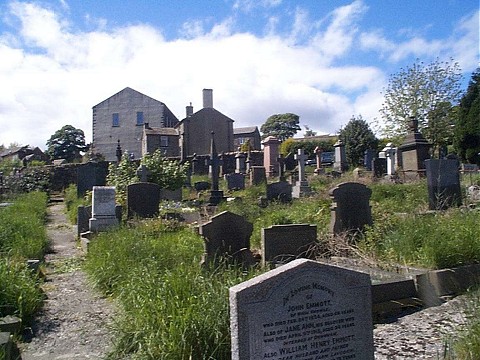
20, 202, 115, 360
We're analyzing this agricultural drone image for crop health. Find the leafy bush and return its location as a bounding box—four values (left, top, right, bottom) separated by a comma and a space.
4, 167, 52, 194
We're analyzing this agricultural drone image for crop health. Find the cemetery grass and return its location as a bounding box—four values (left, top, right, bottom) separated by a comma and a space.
81, 176, 480, 358
0, 192, 48, 323
454, 287, 480, 359
84, 220, 263, 359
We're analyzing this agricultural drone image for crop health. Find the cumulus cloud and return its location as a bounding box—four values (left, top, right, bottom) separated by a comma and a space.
0, 0, 476, 149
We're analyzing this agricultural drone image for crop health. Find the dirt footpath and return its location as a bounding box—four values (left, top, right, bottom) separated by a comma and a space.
20, 202, 114, 360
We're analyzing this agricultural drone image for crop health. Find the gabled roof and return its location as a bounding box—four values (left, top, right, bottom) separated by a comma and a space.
234, 126, 259, 135
144, 127, 179, 136
176, 107, 234, 127
92, 87, 165, 108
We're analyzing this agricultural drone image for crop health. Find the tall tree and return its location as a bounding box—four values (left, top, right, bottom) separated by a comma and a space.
46, 125, 88, 162
338, 116, 378, 167
260, 113, 301, 142
380, 58, 463, 149
455, 68, 480, 164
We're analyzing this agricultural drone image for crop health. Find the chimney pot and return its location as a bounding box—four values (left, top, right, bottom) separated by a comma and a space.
203, 89, 213, 108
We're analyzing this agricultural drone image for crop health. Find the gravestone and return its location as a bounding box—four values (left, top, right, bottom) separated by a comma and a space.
266, 181, 292, 203
364, 149, 376, 171
194, 181, 210, 191
333, 140, 348, 172
263, 136, 281, 177
207, 132, 224, 205
160, 188, 182, 201
292, 149, 312, 198
77, 162, 108, 197
261, 224, 317, 267
329, 182, 372, 235
425, 159, 462, 210
89, 186, 119, 232
127, 182, 161, 218
235, 151, 246, 174
199, 211, 255, 267
398, 116, 431, 180
225, 173, 245, 191
136, 164, 151, 182
372, 158, 387, 178
314, 146, 322, 174
382, 143, 397, 176
250, 166, 267, 186
77, 205, 92, 237
230, 259, 374, 360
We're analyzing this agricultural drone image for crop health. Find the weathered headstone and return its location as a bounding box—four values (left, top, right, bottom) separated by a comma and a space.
398, 116, 431, 180
266, 181, 292, 203
250, 166, 267, 186
329, 182, 372, 235
263, 136, 281, 177
262, 224, 317, 267
160, 188, 183, 202
235, 151, 246, 174
127, 182, 161, 218
230, 259, 374, 360
292, 149, 312, 198
199, 211, 255, 266
333, 140, 348, 172
225, 173, 246, 191
207, 132, 224, 205
372, 158, 387, 178
77, 162, 108, 197
89, 186, 119, 232
363, 149, 376, 171
136, 164, 151, 183
382, 143, 397, 176
425, 159, 462, 210
314, 146, 323, 174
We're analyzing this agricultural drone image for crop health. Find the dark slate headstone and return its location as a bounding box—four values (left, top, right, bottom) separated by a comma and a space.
127, 182, 161, 218
372, 158, 387, 178
364, 149, 376, 171
194, 181, 211, 191
77, 205, 92, 237
77, 162, 108, 197
230, 259, 374, 360
199, 211, 255, 266
329, 182, 372, 235
266, 181, 292, 203
250, 166, 267, 186
425, 159, 462, 210
261, 224, 317, 267
225, 173, 246, 191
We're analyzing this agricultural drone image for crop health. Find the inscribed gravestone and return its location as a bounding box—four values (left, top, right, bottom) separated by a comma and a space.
262, 224, 317, 267
250, 166, 267, 186
266, 181, 292, 203
89, 186, 118, 232
230, 259, 374, 360
225, 173, 245, 191
199, 211, 254, 266
372, 158, 387, 178
329, 182, 372, 235
425, 159, 462, 210
127, 182, 161, 218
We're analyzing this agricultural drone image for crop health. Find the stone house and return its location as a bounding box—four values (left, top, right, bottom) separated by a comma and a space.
92, 87, 179, 161
176, 89, 234, 156
233, 126, 261, 150
0, 145, 49, 164
142, 125, 180, 157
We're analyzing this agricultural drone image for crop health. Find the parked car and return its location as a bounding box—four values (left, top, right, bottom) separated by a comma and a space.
305, 159, 316, 166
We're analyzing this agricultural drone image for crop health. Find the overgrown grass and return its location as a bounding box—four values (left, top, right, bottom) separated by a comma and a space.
0, 192, 48, 321
64, 184, 89, 225
84, 220, 263, 359
454, 288, 480, 359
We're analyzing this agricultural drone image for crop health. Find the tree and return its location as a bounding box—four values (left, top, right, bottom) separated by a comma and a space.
338, 116, 378, 167
260, 113, 301, 142
380, 58, 463, 149
454, 68, 480, 164
46, 125, 88, 162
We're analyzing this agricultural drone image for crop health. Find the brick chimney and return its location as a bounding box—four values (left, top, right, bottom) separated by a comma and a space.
186, 102, 193, 117
203, 89, 213, 108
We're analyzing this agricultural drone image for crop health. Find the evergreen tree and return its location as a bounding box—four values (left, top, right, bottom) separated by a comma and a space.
46, 125, 88, 162
260, 113, 301, 142
339, 116, 378, 167
455, 68, 480, 164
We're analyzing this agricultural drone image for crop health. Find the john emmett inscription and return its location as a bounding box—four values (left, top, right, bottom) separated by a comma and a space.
230, 259, 374, 360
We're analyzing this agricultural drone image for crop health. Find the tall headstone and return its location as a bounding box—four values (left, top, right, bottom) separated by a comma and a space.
230, 259, 374, 360
136, 164, 151, 183
89, 186, 119, 232
207, 132, 224, 205
292, 149, 312, 198
364, 149, 376, 171
199, 211, 255, 266
314, 146, 323, 174
382, 143, 397, 176
425, 159, 462, 210
329, 182, 373, 235
277, 154, 286, 181
235, 150, 246, 174
77, 162, 108, 197
250, 166, 267, 186
127, 182, 161, 218
398, 116, 431, 179
262, 224, 317, 267
333, 140, 348, 172
262, 136, 281, 177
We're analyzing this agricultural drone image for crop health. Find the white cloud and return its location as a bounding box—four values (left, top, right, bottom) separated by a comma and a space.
0, 1, 476, 148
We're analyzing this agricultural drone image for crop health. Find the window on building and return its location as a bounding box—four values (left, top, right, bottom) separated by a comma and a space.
160, 136, 168, 147
238, 137, 245, 144
112, 113, 119, 127
136, 112, 144, 126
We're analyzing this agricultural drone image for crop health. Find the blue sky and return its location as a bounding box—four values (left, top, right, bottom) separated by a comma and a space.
0, 0, 478, 149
